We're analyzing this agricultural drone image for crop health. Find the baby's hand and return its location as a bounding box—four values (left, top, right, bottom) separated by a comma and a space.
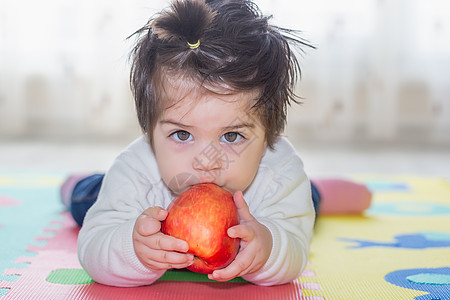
208, 191, 273, 282
132, 206, 194, 271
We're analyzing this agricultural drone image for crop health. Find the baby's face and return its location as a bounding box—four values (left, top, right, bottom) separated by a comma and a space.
152, 77, 267, 195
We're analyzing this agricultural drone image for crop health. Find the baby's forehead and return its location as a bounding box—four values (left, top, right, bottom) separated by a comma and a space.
157, 72, 260, 110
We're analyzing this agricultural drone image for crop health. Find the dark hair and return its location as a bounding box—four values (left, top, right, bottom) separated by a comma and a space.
129, 0, 312, 148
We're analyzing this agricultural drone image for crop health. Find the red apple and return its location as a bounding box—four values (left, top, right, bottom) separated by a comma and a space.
161, 183, 240, 274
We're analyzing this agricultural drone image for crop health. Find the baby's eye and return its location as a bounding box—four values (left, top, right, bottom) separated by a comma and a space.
170, 130, 193, 142
221, 132, 243, 143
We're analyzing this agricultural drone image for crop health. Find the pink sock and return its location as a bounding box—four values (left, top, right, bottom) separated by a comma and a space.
311, 178, 372, 215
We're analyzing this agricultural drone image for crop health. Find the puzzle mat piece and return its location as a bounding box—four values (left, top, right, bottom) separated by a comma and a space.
385, 267, 450, 300
0, 180, 65, 286
41, 264, 321, 293
303, 210, 450, 299
0, 195, 10, 235
3, 173, 447, 299
0, 172, 66, 292
356, 175, 450, 200
7, 266, 321, 300
340, 231, 450, 249
1, 172, 323, 299
0, 172, 64, 189
0, 195, 20, 206
1, 211, 322, 300
407, 272, 450, 285
368, 201, 450, 216
1, 212, 84, 298
366, 181, 411, 192
360, 175, 450, 217
304, 175, 450, 299
46, 269, 94, 285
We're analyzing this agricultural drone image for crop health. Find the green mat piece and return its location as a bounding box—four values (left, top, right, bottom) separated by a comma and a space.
159, 270, 247, 283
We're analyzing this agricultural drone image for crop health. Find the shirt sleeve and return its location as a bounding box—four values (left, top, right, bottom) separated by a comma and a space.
77, 139, 168, 287
241, 140, 315, 286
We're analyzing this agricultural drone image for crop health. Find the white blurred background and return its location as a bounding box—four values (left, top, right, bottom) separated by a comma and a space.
1, 0, 450, 176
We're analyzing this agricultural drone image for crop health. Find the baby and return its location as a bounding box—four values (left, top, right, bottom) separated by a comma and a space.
67, 0, 371, 287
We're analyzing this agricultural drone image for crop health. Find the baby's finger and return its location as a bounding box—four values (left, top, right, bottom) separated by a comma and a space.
141, 251, 194, 270
228, 224, 254, 240
142, 206, 168, 221
209, 251, 254, 281
233, 191, 254, 222
135, 214, 162, 236
149, 261, 194, 270
150, 249, 194, 266
148, 232, 190, 253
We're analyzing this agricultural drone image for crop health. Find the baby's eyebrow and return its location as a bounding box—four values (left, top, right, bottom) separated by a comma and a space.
159, 119, 193, 129
222, 122, 256, 131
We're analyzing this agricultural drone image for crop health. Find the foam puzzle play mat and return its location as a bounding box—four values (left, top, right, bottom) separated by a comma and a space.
1, 172, 449, 299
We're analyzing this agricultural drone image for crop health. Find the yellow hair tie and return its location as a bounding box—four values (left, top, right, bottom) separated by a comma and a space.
187, 40, 200, 50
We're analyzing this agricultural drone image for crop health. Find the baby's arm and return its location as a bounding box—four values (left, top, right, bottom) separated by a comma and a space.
133, 206, 194, 270
251, 177, 314, 285
78, 206, 163, 287
213, 151, 315, 286
208, 191, 272, 282
77, 151, 184, 287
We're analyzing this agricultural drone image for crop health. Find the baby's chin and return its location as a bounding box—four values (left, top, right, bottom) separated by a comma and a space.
163, 172, 201, 195
164, 173, 245, 196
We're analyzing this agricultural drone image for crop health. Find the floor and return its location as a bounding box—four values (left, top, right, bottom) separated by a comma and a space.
2, 135, 450, 180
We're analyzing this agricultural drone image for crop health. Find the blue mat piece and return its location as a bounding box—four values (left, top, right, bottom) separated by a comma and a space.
0, 172, 66, 282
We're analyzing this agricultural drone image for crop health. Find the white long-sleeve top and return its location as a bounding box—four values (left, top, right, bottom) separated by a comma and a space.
77, 135, 315, 287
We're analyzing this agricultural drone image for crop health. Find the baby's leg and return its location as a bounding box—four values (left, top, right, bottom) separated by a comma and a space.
60, 174, 92, 209
311, 178, 372, 215
60, 174, 104, 226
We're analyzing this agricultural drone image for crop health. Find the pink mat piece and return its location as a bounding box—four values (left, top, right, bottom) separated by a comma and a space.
0, 196, 20, 207
1, 212, 322, 300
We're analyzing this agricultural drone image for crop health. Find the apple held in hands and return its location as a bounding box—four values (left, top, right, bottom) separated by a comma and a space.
162, 183, 240, 274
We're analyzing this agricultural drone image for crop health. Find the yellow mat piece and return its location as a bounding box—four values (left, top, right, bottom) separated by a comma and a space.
299, 175, 450, 300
